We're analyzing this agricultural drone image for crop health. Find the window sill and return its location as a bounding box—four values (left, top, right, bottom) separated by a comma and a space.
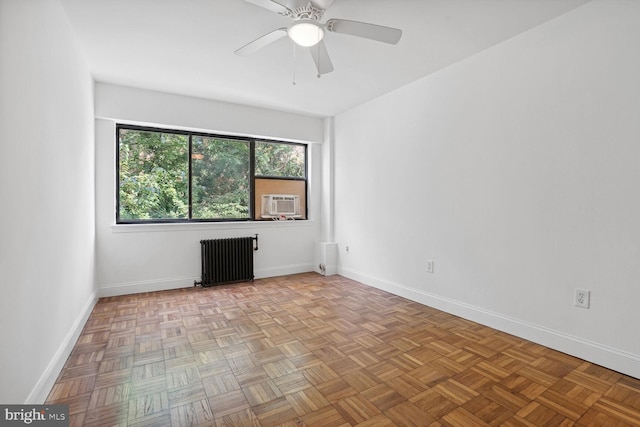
110, 219, 314, 234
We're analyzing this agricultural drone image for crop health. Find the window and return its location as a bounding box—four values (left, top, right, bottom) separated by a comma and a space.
117, 125, 307, 223
254, 141, 307, 220
191, 136, 250, 220
255, 141, 305, 178
118, 128, 189, 220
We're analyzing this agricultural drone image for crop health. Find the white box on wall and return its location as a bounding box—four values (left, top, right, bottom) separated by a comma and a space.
316, 242, 338, 276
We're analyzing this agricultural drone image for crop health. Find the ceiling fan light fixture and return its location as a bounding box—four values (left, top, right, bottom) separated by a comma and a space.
288, 20, 324, 47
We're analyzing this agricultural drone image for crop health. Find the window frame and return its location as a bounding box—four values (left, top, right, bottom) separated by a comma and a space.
116, 124, 308, 224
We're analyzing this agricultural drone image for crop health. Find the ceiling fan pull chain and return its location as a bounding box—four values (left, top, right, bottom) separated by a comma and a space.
292, 41, 297, 85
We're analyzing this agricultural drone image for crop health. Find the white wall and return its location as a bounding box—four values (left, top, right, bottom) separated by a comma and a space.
94, 85, 323, 296
334, 0, 640, 378
0, 0, 96, 403
95, 83, 324, 144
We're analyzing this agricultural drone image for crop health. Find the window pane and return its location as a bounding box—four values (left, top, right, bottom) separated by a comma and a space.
118, 129, 189, 220
192, 136, 250, 219
255, 141, 305, 178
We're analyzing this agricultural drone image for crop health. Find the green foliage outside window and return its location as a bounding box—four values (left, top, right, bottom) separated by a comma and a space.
119, 129, 189, 220
192, 136, 250, 219
255, 141, 305, 178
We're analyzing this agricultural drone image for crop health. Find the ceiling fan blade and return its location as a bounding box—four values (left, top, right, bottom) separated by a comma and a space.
235, 28, 288, 56
326, 19, 402, 44
310, 0, 336, 10
243, 0, 291, 15
309, 40, 334, 75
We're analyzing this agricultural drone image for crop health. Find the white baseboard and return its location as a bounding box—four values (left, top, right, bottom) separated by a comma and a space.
99, 264, 315, 298
339, 267, 640, 379
255, 263, 314, 279
26, 291, 97, 404
99, 276, 197, 297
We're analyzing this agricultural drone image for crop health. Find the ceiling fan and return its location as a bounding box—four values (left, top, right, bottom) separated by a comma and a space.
236, 0, 403, 76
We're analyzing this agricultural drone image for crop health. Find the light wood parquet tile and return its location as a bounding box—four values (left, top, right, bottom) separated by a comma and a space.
46, 273, 640, 426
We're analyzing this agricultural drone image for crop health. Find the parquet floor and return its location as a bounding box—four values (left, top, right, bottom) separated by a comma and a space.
47, 273, 640, 426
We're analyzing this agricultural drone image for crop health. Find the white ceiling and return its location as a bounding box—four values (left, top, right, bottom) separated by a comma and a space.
60, 0, 589, 117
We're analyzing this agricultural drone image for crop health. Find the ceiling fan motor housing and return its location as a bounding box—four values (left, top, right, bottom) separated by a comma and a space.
282, 2, 325, 21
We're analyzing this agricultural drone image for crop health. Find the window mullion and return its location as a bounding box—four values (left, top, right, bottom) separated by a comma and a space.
249, 140, 256, 221
188, 134, 193, 220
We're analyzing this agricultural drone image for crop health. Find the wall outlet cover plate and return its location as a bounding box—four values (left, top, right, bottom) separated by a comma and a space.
574, 288, 590, 309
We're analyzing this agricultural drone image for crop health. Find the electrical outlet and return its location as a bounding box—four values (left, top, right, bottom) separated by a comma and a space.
574, 288, 590, 309
345, 245, 350, 254
426, 260, 434, 274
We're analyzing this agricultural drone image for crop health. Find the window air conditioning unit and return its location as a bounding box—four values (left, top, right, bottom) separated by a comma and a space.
261, 194, 300, 218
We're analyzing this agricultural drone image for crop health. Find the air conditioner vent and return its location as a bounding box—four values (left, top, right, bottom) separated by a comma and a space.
261, 194, 301, 218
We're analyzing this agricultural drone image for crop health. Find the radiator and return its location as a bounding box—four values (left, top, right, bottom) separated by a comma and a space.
195, 235, 259, 287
